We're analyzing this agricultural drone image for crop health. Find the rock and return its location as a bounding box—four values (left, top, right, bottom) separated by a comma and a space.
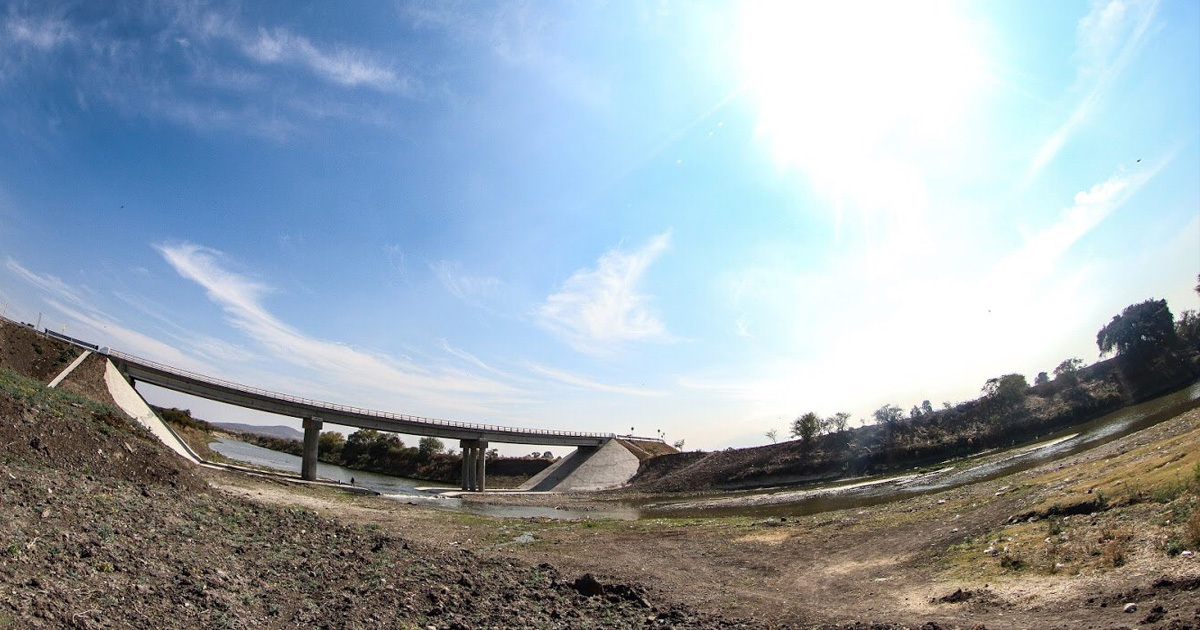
571, 574, 604, 597
1123, 602, 1137, 613
1181, 550, 1194, 558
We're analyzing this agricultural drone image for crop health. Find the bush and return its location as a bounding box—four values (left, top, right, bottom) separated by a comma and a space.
1187, 511, 1200, 550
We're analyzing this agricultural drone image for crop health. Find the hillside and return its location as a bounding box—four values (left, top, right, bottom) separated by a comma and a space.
212, 421, 303, 441
0, 321, 735, 628
630, 348, 1200, 494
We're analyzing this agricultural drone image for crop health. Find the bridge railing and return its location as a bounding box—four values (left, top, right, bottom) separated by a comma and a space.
105, 349, 614, 440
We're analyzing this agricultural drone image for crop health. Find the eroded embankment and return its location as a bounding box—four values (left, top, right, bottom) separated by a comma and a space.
0, 364, 738, 628
627, 353, 1200, 494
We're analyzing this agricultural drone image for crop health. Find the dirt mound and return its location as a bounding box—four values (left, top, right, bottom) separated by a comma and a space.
616, 438, 679, 461
54, 352, 119, 407
0, 367, 201, 491
0, 319, 81, 382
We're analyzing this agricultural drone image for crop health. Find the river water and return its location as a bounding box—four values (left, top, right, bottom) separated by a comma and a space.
209, 437, 626, 520
211, 382, 1200, 521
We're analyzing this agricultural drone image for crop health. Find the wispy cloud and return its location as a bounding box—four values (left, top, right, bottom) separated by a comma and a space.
536, 231, 673, 356
155, 242, 523, 412
46, 298, 220, 374
1, 4, 418, 139
1023, 0, 1158, 184
430, 260, 501, 304
5, 15, 76, 50
999, 167, 1157, 281
5, 258, 88, 307
238, 27, 412, 93
525, 362, 664, 397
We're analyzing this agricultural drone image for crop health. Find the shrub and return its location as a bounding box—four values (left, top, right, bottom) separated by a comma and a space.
1187, 511, 1200, 549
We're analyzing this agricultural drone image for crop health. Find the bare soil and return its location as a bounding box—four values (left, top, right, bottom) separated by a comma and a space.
2, 319, 1198, 628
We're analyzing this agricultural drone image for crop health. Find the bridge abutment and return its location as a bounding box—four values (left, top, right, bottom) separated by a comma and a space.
301, 417, 323, 481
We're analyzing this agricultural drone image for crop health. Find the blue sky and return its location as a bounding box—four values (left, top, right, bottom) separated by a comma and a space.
1, 0, 1197, 454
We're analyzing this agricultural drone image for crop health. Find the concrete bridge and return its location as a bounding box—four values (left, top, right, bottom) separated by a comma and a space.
40, 329, 615, 490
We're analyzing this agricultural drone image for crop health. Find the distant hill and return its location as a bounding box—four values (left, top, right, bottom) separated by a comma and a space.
213, 422, 303, 441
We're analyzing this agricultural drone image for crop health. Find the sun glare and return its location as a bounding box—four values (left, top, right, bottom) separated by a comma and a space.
740, 1, 987, 223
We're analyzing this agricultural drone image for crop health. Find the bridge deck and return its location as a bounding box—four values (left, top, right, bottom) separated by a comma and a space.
85, 343, 612, 447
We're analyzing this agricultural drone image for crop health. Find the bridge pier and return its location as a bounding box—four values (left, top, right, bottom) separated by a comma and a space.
301, 417, 323, 481
459, 439, 487, 492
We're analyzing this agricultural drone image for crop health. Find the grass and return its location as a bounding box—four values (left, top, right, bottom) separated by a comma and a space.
937, 410, 1200, 581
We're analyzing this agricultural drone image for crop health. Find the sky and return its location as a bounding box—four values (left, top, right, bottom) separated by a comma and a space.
1, 0, 1197, 455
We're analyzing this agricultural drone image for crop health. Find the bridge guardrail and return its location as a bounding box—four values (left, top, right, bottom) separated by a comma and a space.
105, 348, 615, 440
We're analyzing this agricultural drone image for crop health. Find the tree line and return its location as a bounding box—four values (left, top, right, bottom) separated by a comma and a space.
750, 295, 1200, 482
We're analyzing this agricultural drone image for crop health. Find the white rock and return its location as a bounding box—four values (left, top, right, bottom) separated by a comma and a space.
1123, 603, 1137, 613
1182, 550, 1195, 558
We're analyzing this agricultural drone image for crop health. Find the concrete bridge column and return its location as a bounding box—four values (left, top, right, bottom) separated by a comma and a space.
460, 440, 474, 491
301, 417, 323, 481
475, 440, 488, 492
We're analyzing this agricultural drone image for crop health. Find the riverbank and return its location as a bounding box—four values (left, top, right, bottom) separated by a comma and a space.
205, 403, 1200, 629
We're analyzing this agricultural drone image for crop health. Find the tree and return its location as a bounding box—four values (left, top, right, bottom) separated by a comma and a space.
765, 429, 779, 443
791, 412, 821, 443
873, 404, 904, 427
1176, 310, 1200, 351
417, 436, 445, 458
1054, 358, 1083, 385
317, 431, 345, 459
829, 412, 851, 433
921, 400, 934, 416
1096, 298, 1177, 357
672, 439, 685, 451
982, 373, 1028, 405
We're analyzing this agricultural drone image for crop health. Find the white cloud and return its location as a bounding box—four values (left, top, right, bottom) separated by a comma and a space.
240, 27, 412, 93
1, 5, 417, 140
5, 258, 88, 307
1023, 0, 1158, 183
155, 242, 523, 410
525, 362, 664, 397
5, 15, 76, 50
430, 260, 501, 303
536, 231, 673, 356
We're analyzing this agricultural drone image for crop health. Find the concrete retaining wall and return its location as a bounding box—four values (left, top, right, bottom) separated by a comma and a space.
517, 438, 640, 491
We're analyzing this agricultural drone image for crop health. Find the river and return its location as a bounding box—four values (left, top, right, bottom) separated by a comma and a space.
211, 381, 1200, 521
208, 437, 631, 520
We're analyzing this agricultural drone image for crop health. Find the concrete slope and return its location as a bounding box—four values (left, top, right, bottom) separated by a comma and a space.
517, 439, 640, 492
47, 350, 92, 388
103, 359, 203, 465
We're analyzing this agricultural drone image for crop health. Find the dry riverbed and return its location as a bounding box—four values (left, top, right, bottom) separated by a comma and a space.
209, 408, 1200, 629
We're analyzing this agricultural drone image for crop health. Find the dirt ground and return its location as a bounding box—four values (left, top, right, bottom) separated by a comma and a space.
208, 408, 1200, 630
3, 320, 1199, 628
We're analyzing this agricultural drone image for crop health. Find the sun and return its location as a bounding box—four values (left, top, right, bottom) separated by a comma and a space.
739, 1, 987, 226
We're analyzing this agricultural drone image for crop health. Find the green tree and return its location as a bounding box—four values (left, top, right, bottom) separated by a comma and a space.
317, 431, 345, 460
873, 404, 904, 427
982, 373, 1028, 404
791, 412, 821, 443
765, 428, 779, 443
1034, 371, 1050, 386
418, 436, 445, 458
921, 400, 934, 416
1096, 298, 1177, 357
829, 412, 851, 433
1053, 358, 1083, 385
1176, 310, 1200, 351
